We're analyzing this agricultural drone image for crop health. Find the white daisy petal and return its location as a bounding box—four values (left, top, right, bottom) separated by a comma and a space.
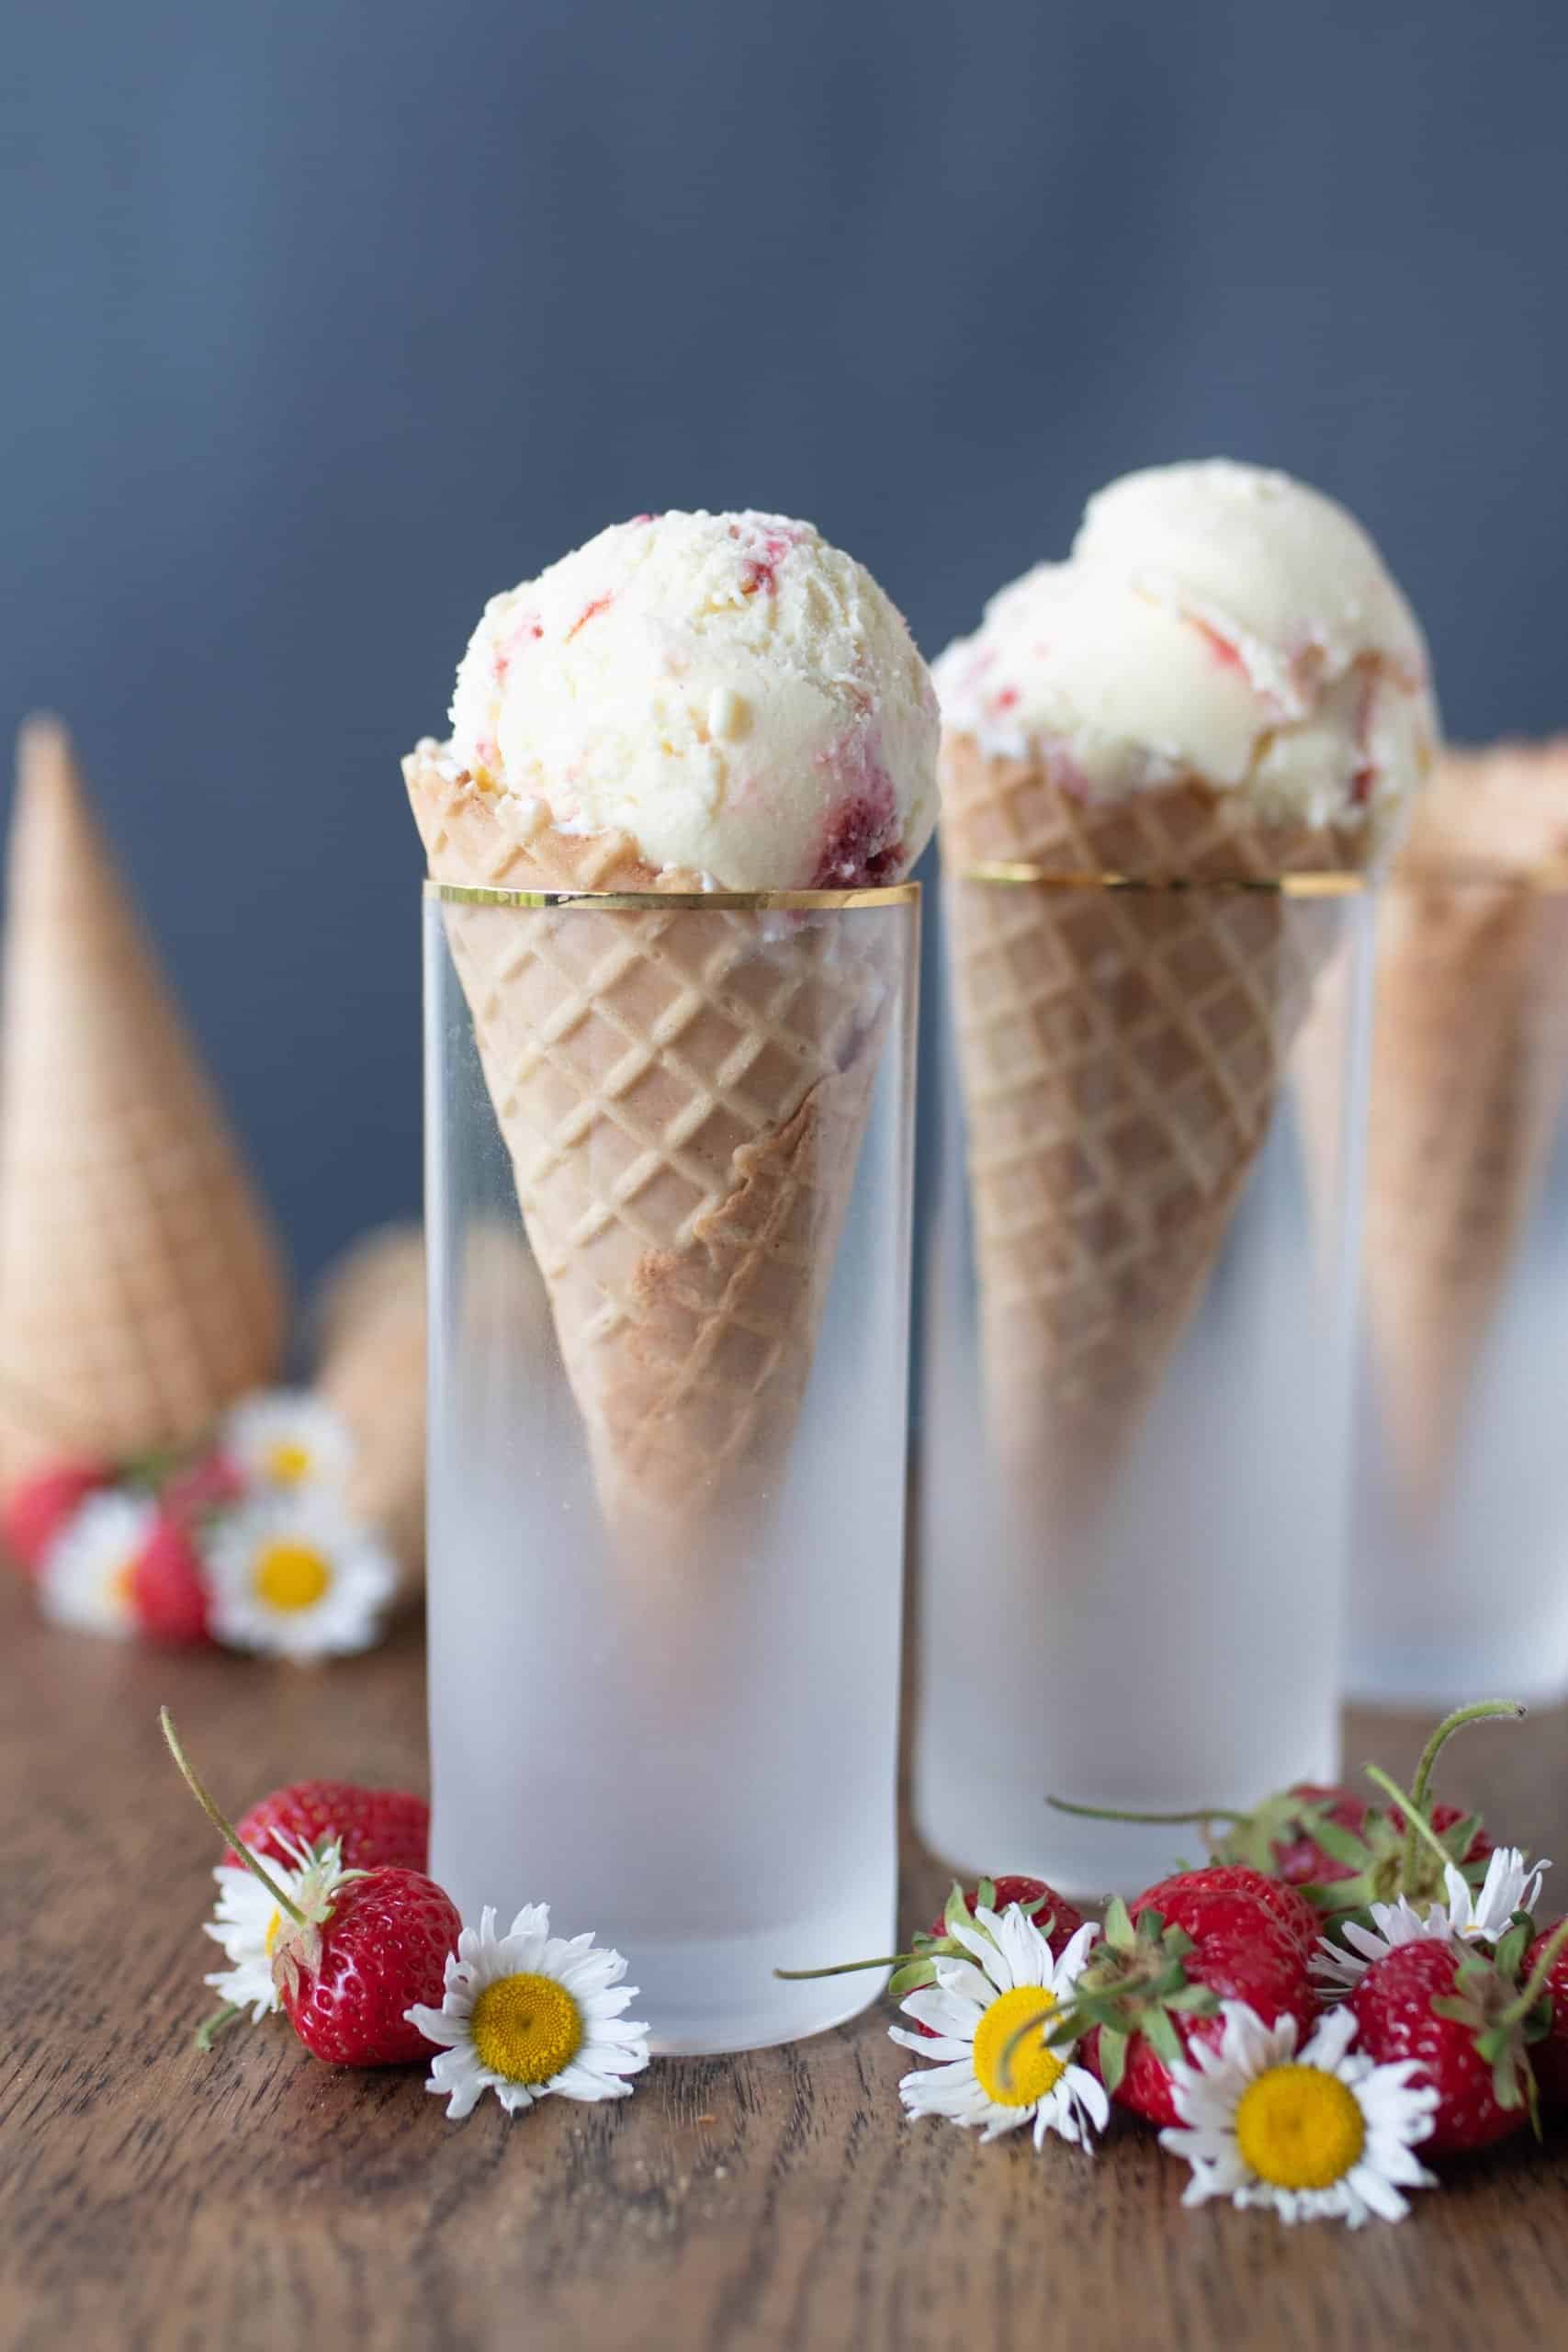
413, 1899, 649, 2120
221, 1391, 356, 1497
890, 1902, 1105, 2158
38, 1490, 155, 1640
203, 1489, 396, 1662
1162, 1997, 1437, 2228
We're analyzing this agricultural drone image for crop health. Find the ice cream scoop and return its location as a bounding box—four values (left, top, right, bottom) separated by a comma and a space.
935, 459, 1438, 847
446, 509, 938, 890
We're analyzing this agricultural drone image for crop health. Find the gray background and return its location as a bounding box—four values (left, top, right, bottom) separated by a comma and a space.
3, 0, 1565, 1285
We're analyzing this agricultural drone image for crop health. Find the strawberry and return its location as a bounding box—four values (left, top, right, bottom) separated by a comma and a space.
1054, 1889, 1316, 2127
893, 1874, 1089, 2040
926, 1874, 1088, 1960
2, 1460, 112, 1574
1224, 1783, 1494, 1914
1135, 1863, 1319, 1960
1348, 1932, 1549, 2154
1524, 1921, 1568, 2109
161, 1709, 456, 2067
162, 1449, 246, 1523
773, 1873, 1091, 2031
272, 1849, 459, 2067
225, 1780, 430, 1875
130, 1512, 212, 1645
1053, 1701, 1516, 1926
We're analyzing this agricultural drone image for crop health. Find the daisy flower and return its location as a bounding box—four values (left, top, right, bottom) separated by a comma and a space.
220, 1390, 355, 1497
204, 1491, 395, 1661
37, 1490, 155, 1639
890, 1905, 1108, 2151
406, 1904, 649, 2120
1314, 1847, 1551, 1996
202, 1833, 313, 2020
1160, 2000, 1438, 2226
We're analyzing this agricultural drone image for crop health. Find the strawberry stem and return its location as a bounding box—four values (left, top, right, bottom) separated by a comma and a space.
1047, 1796, 1247, 1827
774, 1953, 916, 1981
159, 1707, 306, 1927
1402, 1700, 1524, 1890
1499, 1913, 1568, 2029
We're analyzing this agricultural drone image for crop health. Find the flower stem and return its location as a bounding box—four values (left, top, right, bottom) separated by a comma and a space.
1400, 1701, 1524, 1892
159, 1707, 306, 1927
997, 2000, 1057, 2096
195, 2002, 243, 2051
774, 1953, 916, 1982
1046, 1796, 1247, 1827
1363, 1762, 1456, 1889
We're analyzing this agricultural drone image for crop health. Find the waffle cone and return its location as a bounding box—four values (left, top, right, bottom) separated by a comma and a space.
406, 744, 887, 1547
0, 718, 288, 1487
1353, 741, 1568, 1519
942, 731, 1365, 1525
311, 1227, 428, 1600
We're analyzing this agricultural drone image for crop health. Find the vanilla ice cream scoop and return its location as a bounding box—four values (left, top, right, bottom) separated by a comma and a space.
935, 460, 1438, 842
446, 510, 939, 890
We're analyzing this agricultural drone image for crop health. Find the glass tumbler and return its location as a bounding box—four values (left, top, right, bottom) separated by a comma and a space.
423, 880, 919, 2053
916, 865, 1372, 1897
1348, 866, 1568, 1704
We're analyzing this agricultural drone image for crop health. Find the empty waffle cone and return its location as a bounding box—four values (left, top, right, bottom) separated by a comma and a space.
942, 732, 1365, 1529
1356, 741, 1568, 1520
407, 744, 889, 1550
0, 718, 288, 1487
311, 1226, 429, 1600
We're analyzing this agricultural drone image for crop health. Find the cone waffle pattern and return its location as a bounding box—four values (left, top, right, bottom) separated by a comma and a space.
942, 735, 1362, 1523
407, 747, 885, 1542
1357, 741, 1568, 1519
313, 1227, 429, 1598
0, 721, 288, 1485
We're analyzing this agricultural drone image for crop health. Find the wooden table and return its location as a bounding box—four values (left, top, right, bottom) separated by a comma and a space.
5, 1577, 1568, 2352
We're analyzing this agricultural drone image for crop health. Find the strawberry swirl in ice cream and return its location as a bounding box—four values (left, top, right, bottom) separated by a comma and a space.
935, 460, 1438, 848
446, 509, 939, 890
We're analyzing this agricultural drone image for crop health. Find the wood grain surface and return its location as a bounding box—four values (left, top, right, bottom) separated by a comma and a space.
4, 1576, 1567, 2352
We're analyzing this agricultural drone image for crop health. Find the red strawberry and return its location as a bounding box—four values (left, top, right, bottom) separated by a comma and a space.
1137, 1864, 1319, 1960
162, 1449, 246, 1523
2, 1460, 112, 1574
927, 1874, 1088, 1961
273, 1854, 459, 2067
225, 1780, 430, 1875
1524, 1921, 1568, 2109
1058, 1889, 1316, 2128
1349, 1937, 1539, 2154
1255, 1784, 1494, 1905
894, 1873, 1089, 2041
130, 1513, 212, 1645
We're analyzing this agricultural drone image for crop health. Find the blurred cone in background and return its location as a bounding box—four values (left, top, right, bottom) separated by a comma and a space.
1355, 740, 1568, 1520
0, 717, 289, 1487
310, 1225, 428, 1601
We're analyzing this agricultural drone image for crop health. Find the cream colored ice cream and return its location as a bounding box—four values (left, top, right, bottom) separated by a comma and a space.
935, 459, 1438, 843
446, 508, 939, 889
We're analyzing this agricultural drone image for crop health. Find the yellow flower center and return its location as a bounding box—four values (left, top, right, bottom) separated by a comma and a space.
971, 1984, 1066, 2109
265, 1909, 283, 1956
265, 1440, 314, 1487
1235, 2065, 1366, 2191
253, 1541, 332, 1612
469, 1972, 583, 2086
108, 1558, 138, 1611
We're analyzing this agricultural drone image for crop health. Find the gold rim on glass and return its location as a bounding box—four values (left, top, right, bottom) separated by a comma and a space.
426, 880, 921, 911
957, 863, 1365, 897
